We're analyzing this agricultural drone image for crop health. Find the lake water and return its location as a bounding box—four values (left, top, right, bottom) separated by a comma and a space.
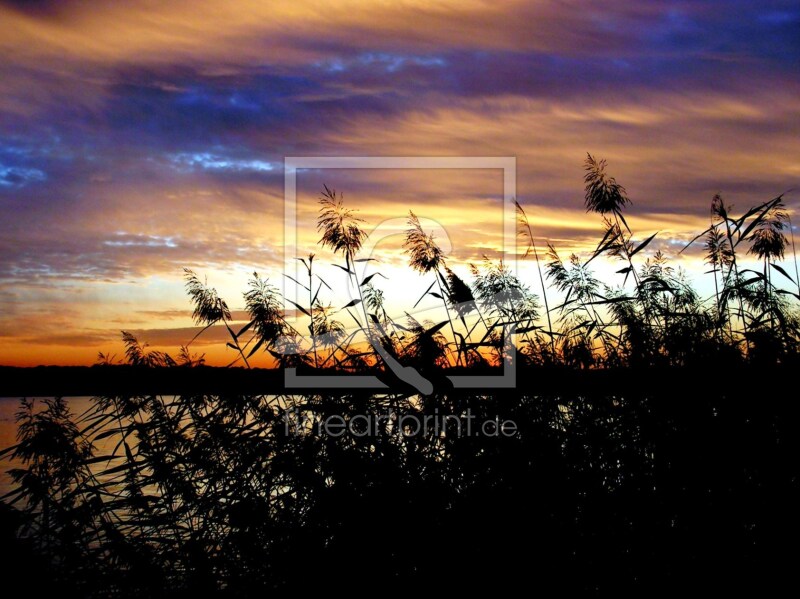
0, 396, 96, 498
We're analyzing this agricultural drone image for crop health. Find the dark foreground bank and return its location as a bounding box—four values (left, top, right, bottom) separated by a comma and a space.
0, 363, 796, 397
0, 367, 798, 596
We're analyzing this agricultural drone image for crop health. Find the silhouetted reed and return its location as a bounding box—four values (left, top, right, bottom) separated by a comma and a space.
2, 155, 799, 595
94, 157, 800, 374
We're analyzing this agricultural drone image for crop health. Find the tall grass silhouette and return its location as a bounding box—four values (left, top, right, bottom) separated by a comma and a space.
1, 155, 799, 595
90, 154, 800, 373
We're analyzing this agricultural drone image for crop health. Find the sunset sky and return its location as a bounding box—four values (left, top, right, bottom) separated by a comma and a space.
1, 0, 798, 366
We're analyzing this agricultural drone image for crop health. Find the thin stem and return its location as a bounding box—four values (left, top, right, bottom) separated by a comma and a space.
224, 316, 251, 369
789, 212, 800, 298
517, 202, 556, 358
721, 213, 748, 352
308, 262, 318, 369
530, 237, 556, 360
435, 270, 462, 366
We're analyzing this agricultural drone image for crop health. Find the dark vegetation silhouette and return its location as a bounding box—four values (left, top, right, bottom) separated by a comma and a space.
1, 155, 799, 595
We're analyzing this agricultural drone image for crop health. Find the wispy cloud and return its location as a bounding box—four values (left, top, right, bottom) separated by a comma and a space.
0, 164, 46, 187
168, 152, 274, 173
